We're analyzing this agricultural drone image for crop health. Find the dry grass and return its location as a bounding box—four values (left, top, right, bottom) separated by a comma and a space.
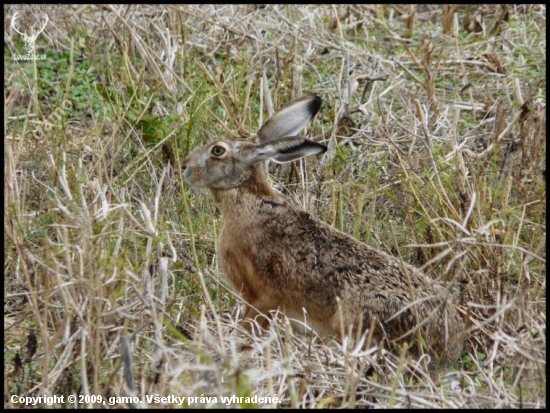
4, 4, 546, 408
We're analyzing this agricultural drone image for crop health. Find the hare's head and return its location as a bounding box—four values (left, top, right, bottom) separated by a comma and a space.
183, 96, 326, 190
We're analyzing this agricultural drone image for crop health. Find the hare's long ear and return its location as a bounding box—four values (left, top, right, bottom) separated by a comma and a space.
244, 137, 326, 164
257, 96, 322, 143
268, 138, 327, 163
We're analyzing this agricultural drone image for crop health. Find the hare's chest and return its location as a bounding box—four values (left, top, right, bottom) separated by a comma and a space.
218, 227, 261, 302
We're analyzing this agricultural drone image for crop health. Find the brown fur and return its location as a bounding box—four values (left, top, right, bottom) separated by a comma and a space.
182, 96, 464, 368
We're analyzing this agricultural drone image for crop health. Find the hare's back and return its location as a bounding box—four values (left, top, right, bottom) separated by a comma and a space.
250, 198, 434, 294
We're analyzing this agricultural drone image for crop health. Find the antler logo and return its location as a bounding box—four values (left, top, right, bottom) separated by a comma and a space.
11, 11, 49, 55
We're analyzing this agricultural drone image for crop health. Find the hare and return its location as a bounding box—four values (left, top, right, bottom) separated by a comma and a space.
182, 96, 464, 367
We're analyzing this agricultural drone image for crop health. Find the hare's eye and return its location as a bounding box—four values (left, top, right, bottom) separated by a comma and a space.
211, 145, 226, 156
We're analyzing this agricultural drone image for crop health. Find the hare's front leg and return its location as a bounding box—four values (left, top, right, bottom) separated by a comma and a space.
239, 296, 280, 335
220, 248, 279, 334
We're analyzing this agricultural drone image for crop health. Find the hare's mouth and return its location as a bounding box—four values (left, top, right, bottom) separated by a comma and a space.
182, 167, 202, 186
